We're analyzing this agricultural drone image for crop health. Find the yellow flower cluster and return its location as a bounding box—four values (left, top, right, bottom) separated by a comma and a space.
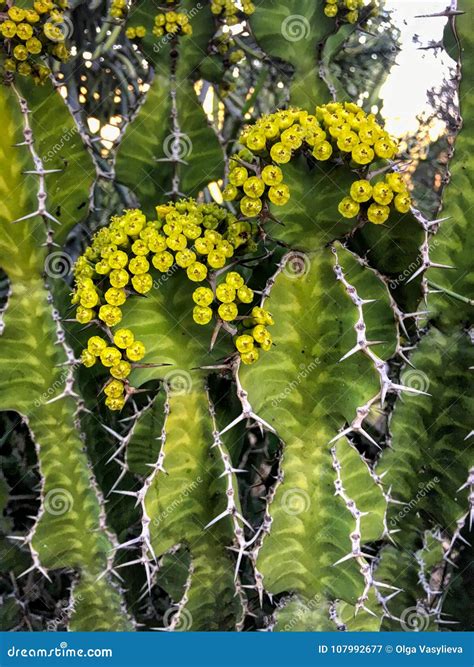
152, 199, 257, 277
73, 104, 402, 410
338, 172, 411, 224
0, 0, 69, 82
222, 102, 398, 220
73, 200, 269, 410
110, 0, 127, 20
125, 25, 146, 40
234, 306, 274, 365
81, 331, 145, 411
191, 269, 254, 327
222, 151, 290, 217
152, 10, 192, 38
238, 102, 397, 169
210, 0, 255, 25
324, 0, 377, 24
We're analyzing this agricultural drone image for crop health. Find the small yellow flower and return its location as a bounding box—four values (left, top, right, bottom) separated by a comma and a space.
104, 379, 125, 398
126, 341, 146, 362
113, 328, 135, 349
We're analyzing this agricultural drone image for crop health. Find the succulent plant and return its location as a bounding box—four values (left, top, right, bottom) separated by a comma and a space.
0, 0, 471, 633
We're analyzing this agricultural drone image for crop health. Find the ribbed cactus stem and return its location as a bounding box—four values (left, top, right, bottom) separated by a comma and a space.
10, 84, 60, 248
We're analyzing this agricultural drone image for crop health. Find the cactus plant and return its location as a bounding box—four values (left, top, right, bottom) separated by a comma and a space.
0, 0, 471, 634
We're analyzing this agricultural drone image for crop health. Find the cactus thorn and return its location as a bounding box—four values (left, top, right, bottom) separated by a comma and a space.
113, 536, 143, 551
18, 563, 51, 582
111, 490, 139, 498
415, 9, 464, 17
339, 340, 384, 362
390, 382, 431, 397
425, 216, 450, 228
12, 211, 42, 223
356, 603, 377, 617
155, 157, 189, 166
218, 467, 247, 477
23, 168, 62, 175
114, 558, 144, 570
7, 535, 27, 542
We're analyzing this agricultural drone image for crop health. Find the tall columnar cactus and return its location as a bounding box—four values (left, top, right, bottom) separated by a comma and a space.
0, 82, 131, 630
373, 1, 473, 630
0, 0, 471, 633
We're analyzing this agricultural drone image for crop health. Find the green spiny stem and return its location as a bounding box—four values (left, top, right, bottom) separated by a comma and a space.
0, 76, 131, 631
141, 384, 243, 629
237, 246, 394, 627
115, 0, 224, 215
375, 327, 473, 623
249, 0, 334, 107
425, 0, 473, 327
9, 84, 58, 249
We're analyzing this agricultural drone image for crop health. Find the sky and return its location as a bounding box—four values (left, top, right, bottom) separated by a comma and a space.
379, 0, 456, 138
